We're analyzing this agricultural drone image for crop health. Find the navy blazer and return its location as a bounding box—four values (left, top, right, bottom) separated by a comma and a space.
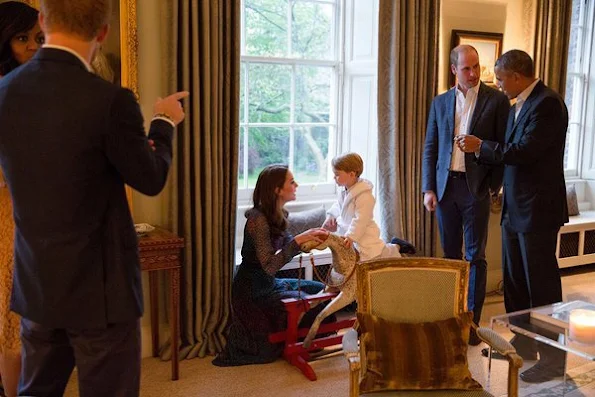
422, 83, 509, 201
0, 48, 174, 328
479, 81, 569, 233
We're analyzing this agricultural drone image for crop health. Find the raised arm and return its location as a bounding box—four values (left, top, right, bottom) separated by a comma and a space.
479, 97, 567, 165
103, 88, 188, 196
488, 94, 511, 193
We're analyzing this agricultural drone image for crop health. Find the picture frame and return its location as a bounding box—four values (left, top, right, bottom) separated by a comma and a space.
449, 30, 503, 88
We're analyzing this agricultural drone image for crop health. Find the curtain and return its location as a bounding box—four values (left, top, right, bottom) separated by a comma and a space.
159, 0, 240, 359
377, 0, 440, 256
533, 0, 573, 95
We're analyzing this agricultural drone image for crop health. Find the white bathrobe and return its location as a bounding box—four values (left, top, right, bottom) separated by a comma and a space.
327, 178, 400, 261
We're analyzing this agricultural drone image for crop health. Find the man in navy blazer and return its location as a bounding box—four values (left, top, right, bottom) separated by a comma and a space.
422, 45, 509, 344
0, 0, 188, 395
457, 49, 568, 382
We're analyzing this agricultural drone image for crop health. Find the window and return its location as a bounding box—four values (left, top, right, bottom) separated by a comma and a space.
235, 0, 380, 252
238, 0, 342, 201
564, 0, 595, 177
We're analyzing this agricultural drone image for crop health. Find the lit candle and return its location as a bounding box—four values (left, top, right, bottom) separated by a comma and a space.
569, 309, 595, 344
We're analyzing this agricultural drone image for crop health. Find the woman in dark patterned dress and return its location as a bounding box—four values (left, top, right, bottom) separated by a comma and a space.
213, 164, 331, 366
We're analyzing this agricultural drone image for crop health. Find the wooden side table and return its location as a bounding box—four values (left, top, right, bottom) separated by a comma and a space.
138, 227, 184, 381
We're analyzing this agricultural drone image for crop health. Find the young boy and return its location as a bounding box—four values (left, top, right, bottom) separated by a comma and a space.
322, 152, 403, 261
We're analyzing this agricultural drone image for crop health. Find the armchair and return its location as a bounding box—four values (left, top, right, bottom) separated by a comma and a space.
343, 257, 523, 397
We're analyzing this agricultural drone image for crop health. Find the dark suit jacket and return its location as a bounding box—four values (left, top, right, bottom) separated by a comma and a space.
479, 81, 569, 233
0, 48, 174, 328
422, 83, 509, 201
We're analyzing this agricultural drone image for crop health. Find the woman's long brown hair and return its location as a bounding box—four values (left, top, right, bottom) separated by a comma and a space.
252, 164, 289, 236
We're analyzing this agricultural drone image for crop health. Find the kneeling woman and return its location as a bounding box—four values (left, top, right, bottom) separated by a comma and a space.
213, 164, 330, 366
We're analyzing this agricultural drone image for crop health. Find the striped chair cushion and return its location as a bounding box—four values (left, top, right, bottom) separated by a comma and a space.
357, 311, 482, 393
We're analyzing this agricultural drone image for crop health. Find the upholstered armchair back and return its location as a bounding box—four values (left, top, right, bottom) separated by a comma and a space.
356, 257, 470, 323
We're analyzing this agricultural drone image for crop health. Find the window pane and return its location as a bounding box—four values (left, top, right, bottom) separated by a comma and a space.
564, 73, 576, 117
248, 63, 292, 123
240, 63, 246, 122
238, 127, 246, 188
295, 66, 332, 123
247, 127, 290, 187
292, 1, 334, 59
244, 0, 288, 57
293, 127, 330, 183
567, 0, 581, 74
563, 0, 584, 172
565, 123, 580, 171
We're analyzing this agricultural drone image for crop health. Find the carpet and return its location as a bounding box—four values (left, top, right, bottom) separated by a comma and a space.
518, 362, 595, 397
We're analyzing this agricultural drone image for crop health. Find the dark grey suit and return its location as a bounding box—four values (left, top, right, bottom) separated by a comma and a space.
478, 80, 568, 365
422, 82, 509, 326
479, 81, 568, 310
0, 48, 174, 396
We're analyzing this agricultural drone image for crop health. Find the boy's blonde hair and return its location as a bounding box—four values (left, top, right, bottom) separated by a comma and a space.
332, 152, 364, 177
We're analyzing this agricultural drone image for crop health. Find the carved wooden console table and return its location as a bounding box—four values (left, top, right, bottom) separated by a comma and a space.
138, 227, 184, 381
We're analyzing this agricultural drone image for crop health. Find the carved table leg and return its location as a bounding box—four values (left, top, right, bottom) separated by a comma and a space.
170, 267, 180, 381
149, 271, 159, 358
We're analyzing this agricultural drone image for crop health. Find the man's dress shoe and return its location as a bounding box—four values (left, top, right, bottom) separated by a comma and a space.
520, 361, 565, 383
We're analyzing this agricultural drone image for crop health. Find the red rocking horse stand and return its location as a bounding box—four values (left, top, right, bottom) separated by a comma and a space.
268, 291, 356, 381
268, 237, 360, 381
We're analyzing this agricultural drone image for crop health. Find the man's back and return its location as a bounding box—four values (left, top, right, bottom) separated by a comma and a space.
0, 48, 173, 328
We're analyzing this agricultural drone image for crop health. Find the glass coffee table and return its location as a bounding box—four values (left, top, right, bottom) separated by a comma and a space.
488, 301, 595, 396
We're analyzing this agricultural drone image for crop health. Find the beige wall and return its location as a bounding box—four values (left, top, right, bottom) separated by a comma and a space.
133, 0, 170, 358
133, 0, 168, 227
437, 0, 535, 292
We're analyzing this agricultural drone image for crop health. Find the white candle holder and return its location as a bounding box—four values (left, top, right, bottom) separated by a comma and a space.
569, 309, 595, 345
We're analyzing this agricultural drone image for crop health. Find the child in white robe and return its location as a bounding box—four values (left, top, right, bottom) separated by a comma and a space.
322, 152, 403, 261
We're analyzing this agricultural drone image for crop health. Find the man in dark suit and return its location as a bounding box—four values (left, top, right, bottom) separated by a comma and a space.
457, 49, 568, 382
422, 45, 509, 344
0, 0, 188, 395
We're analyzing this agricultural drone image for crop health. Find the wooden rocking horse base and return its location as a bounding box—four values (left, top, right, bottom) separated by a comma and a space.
268, 292, 356, 381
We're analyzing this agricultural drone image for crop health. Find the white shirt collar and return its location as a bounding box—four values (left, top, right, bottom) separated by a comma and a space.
455, 81, 480, 97
517, 78, 540, 104
42, 44, 92, 72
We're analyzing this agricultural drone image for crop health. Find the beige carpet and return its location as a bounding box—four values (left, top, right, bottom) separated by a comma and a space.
60, 268, 595, 397
62, 344, 499, 397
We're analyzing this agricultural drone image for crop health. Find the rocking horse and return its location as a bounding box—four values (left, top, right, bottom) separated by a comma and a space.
299, 233, 360, 348
267, 233, 360, 381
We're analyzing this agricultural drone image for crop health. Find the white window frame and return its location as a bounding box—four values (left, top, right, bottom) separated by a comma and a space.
237, 0, 345, 206
566, 0, 595, 180
235, 0, 380, 256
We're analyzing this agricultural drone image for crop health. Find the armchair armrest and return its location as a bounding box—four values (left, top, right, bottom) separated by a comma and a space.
343, 328, 360, 397
477, 327, 523, 397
